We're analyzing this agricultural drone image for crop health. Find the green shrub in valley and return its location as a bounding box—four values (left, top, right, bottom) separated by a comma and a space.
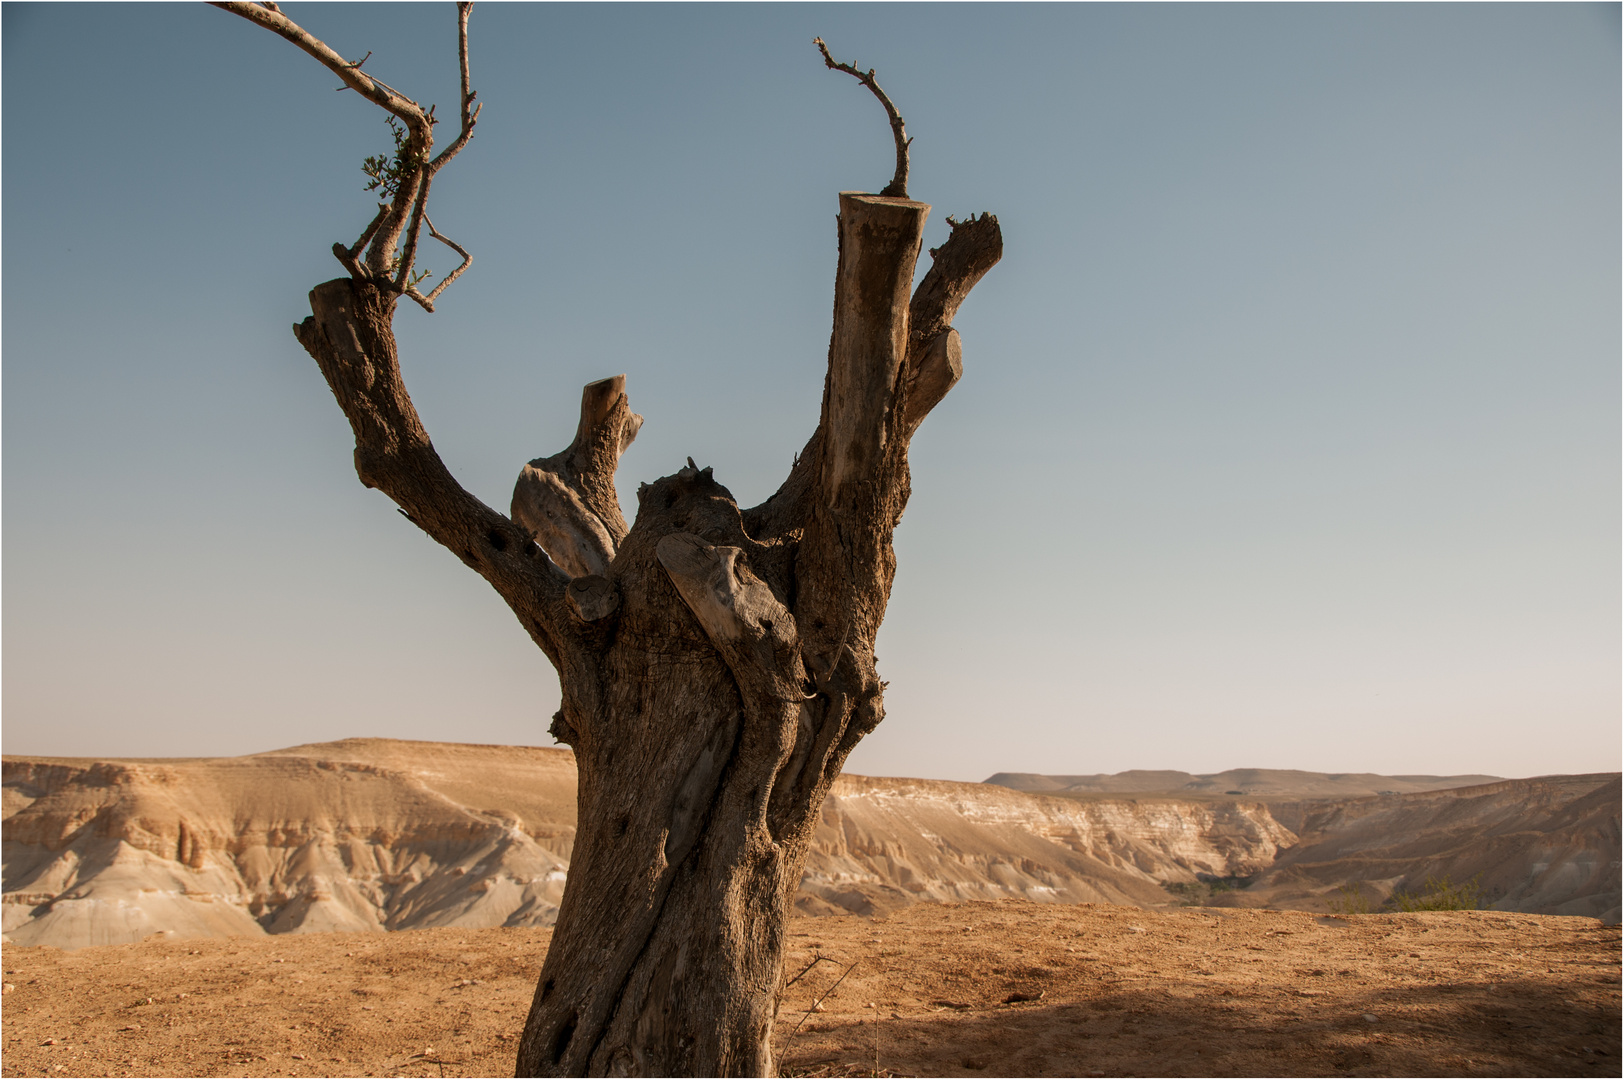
1389, 874, 1485, 912
1330, 884, 1372, 915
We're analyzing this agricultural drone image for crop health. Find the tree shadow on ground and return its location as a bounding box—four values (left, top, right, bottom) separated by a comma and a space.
776, 976, 1620, 1078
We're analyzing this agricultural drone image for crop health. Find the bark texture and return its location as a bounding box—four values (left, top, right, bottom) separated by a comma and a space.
291, 194, 1001, 1077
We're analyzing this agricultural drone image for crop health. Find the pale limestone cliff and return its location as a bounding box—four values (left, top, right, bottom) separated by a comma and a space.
3, 740, 1291, 949
800, 776, 1294, 915
2, 744, 575, 949
5, 741, 1615, 950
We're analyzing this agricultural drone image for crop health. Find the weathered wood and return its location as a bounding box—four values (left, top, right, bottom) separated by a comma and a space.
907, 212, 1003, 351
822, 193, 930, 507
565, 575, 618, 623
893, 212, 1002, 440
517, 464, 805, 1078
656, 533, 791, 645
511, 467, 615, 578
295, 204, 1000, 1078
512, 191, 996, 1078
511, 375, 643, 578
900, 327, 962, 436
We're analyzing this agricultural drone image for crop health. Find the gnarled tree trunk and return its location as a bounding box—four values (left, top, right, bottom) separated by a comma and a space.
293, 194, 999, 1076
213, 4, 1001, 1073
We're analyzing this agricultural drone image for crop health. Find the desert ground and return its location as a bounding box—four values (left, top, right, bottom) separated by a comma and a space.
2, 899, 1617, 1079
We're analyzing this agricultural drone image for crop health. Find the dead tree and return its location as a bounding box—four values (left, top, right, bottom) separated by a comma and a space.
213, 5, 1002, 1075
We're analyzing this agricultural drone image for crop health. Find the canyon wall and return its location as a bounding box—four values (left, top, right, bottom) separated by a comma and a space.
2, 740, 1288, 950
800, 775, 1292, 915
2, 742, 578, 949
1223, 773, 1621, 922
4, 740, 1616, 950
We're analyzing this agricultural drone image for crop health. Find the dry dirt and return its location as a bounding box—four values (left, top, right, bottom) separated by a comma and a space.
2, 900, 1617, 1078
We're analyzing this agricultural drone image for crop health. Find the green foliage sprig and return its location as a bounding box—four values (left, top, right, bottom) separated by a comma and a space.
362, 116, 421, 200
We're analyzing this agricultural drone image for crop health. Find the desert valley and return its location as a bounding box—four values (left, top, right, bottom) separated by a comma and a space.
2, 739, 1617, 946
2, 740, 1618, 1076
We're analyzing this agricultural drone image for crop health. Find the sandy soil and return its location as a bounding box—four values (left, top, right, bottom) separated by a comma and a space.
2, 900, 1617, 1078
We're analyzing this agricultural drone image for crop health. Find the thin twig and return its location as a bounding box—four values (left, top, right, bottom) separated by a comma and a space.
403, 211, 475, 311
399, 3, 478, 293
783, 954, 837, 992
352, 203, 390, 258
429, 2, 481, 171
780, 958, 860, 1055
813, 38, 911, 198
873, 999, 880, 1077
421, 214, 473, 303
369, 129, 429, 276
394, 165, 436, 291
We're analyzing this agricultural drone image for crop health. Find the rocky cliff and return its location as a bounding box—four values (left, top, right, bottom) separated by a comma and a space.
1221, 773, 1622, 922
2, 740, 1291, 949
986, 768, 1507, 801
1, 742, 579, 948
800, 775, 1293, 915
5, 741, 1615, 950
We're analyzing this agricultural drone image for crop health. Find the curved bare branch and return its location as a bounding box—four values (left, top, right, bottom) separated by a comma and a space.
209, 2, 430, 127
813, 37, 911, 198
292, 278, 579, 666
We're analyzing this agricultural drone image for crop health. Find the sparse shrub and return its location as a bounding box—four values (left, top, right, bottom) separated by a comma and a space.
1330, 884, 1372, 915
1163, 875, 1252, 906
1388, 874, 1484, 912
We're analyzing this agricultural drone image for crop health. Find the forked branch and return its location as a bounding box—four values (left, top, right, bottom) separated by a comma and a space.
430, 2, 482, 171
405, 214, 474, 310
332, 202, 390, 279
814, 37, 911, 198
212, 1, 480, 308
292, 278, 577, 667
394, 3, 481, 302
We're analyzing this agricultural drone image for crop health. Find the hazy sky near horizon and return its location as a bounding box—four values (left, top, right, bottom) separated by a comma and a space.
4, 3, 1619, 781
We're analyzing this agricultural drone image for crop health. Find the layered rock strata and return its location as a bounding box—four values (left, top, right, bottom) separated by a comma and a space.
5, 741, 1615, 950
3, 740, 1289, 949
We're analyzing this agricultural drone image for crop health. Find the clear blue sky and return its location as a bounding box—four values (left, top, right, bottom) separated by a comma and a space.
4, 3, 1618, 781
